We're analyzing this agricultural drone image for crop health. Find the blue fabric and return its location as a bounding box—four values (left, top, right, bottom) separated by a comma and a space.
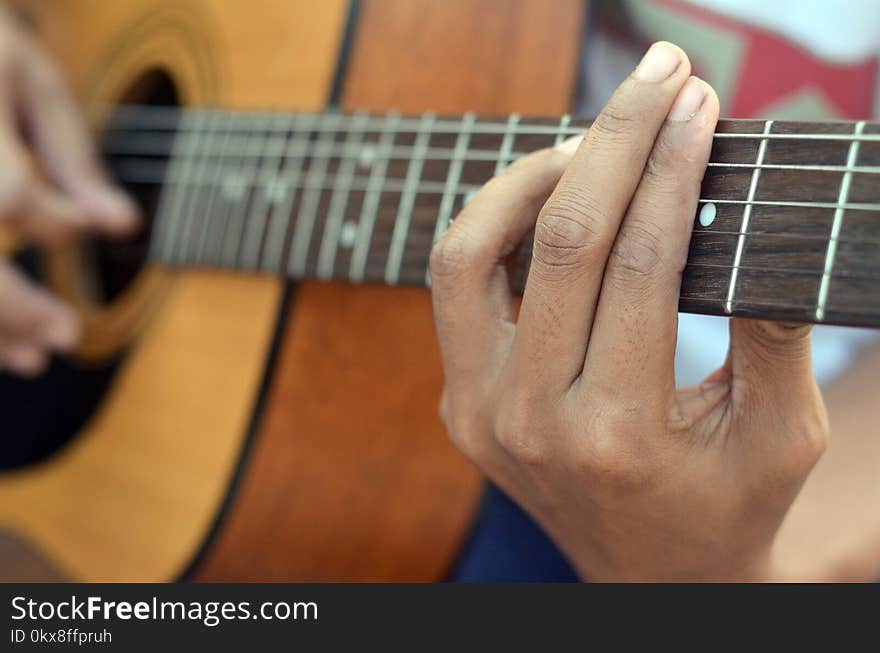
449, 484, 578, 582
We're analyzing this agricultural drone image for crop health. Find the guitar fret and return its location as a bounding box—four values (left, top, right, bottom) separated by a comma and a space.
175, 112, 225, 264
554, 114, 571, 146
316, 113, 369, 279
289, 114, 339, 277
151, 109, 202, 263
385, 112, 435, 285
494, 113, 519, 176
207, 115, 254, 264
238, 114, 294, 269
427, 112, 476, 284
262, 114, 315, 272
127, 108, 880, 329
349, 113, 401, 282
200, 115, 248, 264
218, 117, 270, 267
192, 113, 239, 264
725, 119, 773, 314
815, 121, 866, 322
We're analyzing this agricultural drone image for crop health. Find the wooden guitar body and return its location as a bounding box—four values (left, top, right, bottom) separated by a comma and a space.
0, 0, 583, 581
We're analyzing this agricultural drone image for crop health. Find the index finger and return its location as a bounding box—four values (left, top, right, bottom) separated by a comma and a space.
20, 44, 138, 235
430, 143, 575, 392
509, 42, 691, 395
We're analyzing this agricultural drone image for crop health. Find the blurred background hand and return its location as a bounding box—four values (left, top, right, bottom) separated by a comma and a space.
0, 5, 137, 376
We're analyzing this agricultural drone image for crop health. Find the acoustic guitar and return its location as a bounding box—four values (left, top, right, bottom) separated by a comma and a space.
0, 0, 583, 582
0, 0, 877, 582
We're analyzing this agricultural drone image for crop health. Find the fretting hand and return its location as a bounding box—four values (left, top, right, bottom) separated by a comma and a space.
429, 42, 829, 581
0, 6, 137, 376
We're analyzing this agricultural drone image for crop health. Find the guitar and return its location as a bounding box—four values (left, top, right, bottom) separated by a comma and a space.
0, 0, 877, 582
0, 0, 583, 582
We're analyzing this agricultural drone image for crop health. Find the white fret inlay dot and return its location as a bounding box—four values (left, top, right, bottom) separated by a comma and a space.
340, 221, 358, 248
264, 179, 287, 204
222, 175, 246, 201
358, 144, 376, 168
699, 202, 717, 227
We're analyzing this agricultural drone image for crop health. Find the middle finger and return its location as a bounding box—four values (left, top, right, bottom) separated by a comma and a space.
509, 42, 691, 395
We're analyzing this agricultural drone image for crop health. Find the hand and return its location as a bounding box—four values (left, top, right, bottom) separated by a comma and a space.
429, 42, 829, 581
0, 5, 137, 376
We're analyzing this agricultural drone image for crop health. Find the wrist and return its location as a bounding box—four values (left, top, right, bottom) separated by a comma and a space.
573, 549, 775, 582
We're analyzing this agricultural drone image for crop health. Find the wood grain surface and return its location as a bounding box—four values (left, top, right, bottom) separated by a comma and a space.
0, 0, 346, 581
192, 0, 585, 581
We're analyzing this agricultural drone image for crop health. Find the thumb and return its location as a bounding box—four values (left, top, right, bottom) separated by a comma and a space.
728, 318, 814, 386
727, 318, 825, 440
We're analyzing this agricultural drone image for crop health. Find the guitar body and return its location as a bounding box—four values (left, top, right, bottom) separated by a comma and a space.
0, 0, 583, 581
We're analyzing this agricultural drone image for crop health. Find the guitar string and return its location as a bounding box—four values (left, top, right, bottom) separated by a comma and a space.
104, 162, 880, 213
155, 243, 878, 317
108, 108, 878, 298
285, 259, 880, 285
178, 235, 880, 284
166, 237, 880, 298
114, 139, 880, 267
103, 105, 880, 142
690, 229, 880, 247
157, 168, 880, 304
177, 210, 880, 282
102, 124, 880, 144
102, 142, 880, 176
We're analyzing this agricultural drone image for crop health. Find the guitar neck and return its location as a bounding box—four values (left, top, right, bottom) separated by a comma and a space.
104, 107, 880, 328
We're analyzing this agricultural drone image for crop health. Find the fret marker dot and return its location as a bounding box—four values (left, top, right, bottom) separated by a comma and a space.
222, 175, 246, 201
358, 145, 376, 168
265, 180, 287, 204
340, 221, 358, 249
699, 202, 716, 227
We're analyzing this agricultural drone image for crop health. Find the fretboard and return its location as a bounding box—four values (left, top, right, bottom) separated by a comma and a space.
103, 107, 880, 328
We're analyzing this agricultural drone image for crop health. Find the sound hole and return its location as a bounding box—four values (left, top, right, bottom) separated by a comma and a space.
94, 68, 179, 303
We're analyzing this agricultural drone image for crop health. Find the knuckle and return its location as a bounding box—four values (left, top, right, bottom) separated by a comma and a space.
429, 230, 481, 281
643, 134, 684, 181
642, 140, 704, 200
786, 406, 830, 474
581, 436, 635, 488
643, 145, 673, 184
532, 192, 604, 269
493, 393, 551, 467
591, 100, 638, 143
606, 222, 667, 287
446, 420, 479, 462
578, 408, 659, 488
751, 394, 830, 485
583, 435, 652, 489
799, 424, 829, 469
738, 321, 813, 365
443, 398, 490, 464
753, 321, 812, 345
